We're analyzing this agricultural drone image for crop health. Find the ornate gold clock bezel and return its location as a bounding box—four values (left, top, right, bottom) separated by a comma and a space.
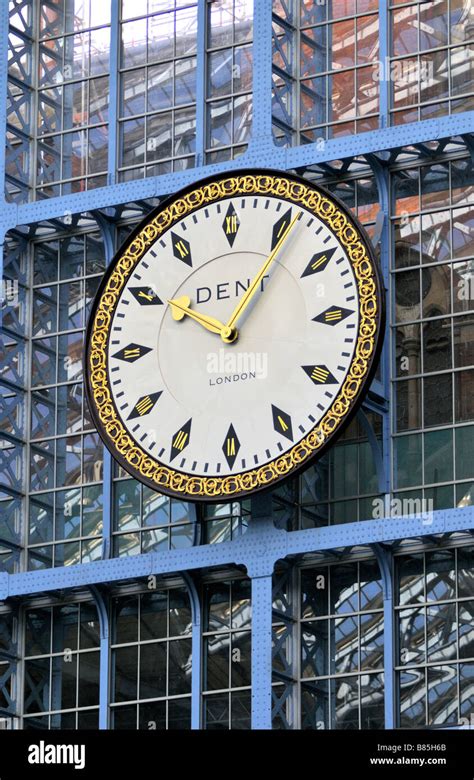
85, 169, 385, 502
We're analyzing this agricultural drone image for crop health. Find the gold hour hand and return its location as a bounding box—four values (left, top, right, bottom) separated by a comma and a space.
168, 295, 193, 322
168, 296, 236, 341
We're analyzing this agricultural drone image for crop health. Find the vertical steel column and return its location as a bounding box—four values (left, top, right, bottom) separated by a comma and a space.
0, 237, 4, 330
373, 544, 395, 729
101, 453, 113, 560
90, 586, 110, 730
375, 145, 398, 726
248, 492, 277, 729
248, 0, 273, 147
107, 0, 120, 186
250, 571, 274, 729
0, 0, 10, 193
0, 0, 11, 325
95, 213, 116, 560
378, 0, 390, 128
194, 0, 207, 168
367, 156, 391, 494
379, 163, 392, 496
183, 572, 202, 729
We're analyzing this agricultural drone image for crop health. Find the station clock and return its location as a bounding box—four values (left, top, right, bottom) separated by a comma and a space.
85, 169, 384, 501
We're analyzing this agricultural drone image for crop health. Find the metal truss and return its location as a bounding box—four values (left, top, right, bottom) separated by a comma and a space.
0, 620, 18, 722
1, 502, 473, 728
3, 503, 473, 602
272, 563, 297, 729
1, 0, 474, 730
0, 2, 473, 234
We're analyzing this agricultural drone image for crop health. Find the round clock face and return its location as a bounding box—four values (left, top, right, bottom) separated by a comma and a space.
86, 169, 384, 502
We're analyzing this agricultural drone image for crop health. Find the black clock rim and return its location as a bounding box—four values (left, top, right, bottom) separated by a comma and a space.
84, 167, 386, 503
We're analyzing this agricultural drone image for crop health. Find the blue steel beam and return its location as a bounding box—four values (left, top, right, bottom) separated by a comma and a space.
0, 0, 10, 327
248, 0, 273, 146
89, 586, 110, 730
182, 572, 202, 730
367, 155, 392, 495
378, 0, 390, 128
101, 451, 113, 561
107, 0, 120, 187
0, 0, 10, 192
250, 572, 273, 729
0, 504, 473, 600
248, 493, 276, 730
373, 544, 395, 729
95, 212, 117, 562
368, 146, 400, 733
0, 113, 472, 230
194, 0, 207, 167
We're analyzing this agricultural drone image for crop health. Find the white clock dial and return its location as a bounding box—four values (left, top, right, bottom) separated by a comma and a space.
86, 171, 383, 501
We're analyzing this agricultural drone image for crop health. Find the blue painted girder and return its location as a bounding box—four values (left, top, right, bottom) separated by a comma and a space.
1, 505, 473, 600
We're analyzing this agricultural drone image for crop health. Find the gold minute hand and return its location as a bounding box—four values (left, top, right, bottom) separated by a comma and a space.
223, 211, 302, 340
168, 296, 235, 340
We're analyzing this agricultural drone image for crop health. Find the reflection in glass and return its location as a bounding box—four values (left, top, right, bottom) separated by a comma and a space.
427, 665, 458, 725
360, 672, 384, 729
426, 603, 457, 661
301, 680, 329, 729
301, 621, 329, 678
332, 675, 359, 729
399, 607, 425, 665
399, 668, 426, 727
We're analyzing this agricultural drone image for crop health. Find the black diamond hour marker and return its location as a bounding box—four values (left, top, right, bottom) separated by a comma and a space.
313, 306, 354, 326
222, 202, 240, 247
170, 419, 192, 461
271, 208, 292, 250
302, 365, 338, 385
301, 247, 337, 278
129, 287, 163, 306
171, 232, 192, 266
271, 405, 293, 442
112, 343, 152, 363
222, 424, 240, 469
128, 391, 162, 420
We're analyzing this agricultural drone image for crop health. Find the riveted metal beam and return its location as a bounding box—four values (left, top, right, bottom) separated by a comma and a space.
1, 505, 474, 601
0, 115, 471, 230
373, 544, 395, 729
